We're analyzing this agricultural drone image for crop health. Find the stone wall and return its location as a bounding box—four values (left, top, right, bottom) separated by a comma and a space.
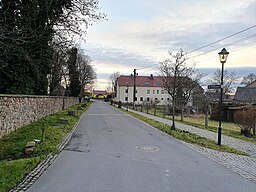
0, 95, 79, 138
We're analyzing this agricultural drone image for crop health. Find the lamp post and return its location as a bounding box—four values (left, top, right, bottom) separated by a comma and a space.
217, 48, 229, 146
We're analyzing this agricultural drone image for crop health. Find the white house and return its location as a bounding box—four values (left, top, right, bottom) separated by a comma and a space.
115, 74, 171, 105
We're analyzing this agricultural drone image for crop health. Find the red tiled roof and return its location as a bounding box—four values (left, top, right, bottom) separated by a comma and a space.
117, 75, 163, 87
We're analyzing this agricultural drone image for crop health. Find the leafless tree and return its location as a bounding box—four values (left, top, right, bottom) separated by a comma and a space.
109, 71, 120, 98
76, 51, 96, 98
241, 73, 256, 86
54, 0, 107, 44
159, 48, 201, 129
209, 69, 239, 93
49, 43, 70, 95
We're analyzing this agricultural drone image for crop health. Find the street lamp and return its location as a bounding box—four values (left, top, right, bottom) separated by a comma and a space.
217, 48, 229, 146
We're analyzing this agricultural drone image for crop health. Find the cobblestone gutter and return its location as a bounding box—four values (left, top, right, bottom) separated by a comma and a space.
183, 142, 256, 184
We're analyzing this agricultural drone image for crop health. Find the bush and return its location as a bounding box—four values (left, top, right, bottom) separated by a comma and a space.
234, 109, 256, 136
118, 101, 122, 108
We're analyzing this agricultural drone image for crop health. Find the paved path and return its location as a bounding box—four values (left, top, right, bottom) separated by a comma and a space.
127, 109, 256, 157
26, 101, 256, 191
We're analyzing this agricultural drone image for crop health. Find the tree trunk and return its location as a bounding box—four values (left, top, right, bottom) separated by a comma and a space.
205, 110, 209, 127
253, 122, 256, 135
180, 107, 184, 121
171, 104, 176, 130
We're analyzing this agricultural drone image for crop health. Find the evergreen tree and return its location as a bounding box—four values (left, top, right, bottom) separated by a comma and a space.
0, 0, 105, 95
67, 48, 80, 97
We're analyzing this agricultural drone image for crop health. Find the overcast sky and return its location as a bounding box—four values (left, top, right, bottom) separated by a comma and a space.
81, 0, 256, 89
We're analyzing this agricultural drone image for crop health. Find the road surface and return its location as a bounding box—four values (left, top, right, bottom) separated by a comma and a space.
27, 100, 256, 192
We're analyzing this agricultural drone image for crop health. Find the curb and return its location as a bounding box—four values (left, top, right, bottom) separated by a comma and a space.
9, 109, 89, 192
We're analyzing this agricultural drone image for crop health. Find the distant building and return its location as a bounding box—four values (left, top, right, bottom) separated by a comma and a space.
246, 80, 256, 88
92, 90, 111, 98
115, 75, 170, 105
115, 74, 202, 105
205, 91, 235, 102
234, 80, 256, 103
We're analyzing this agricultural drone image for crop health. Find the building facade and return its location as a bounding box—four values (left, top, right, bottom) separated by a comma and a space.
115, 75, 171, 105
234, 80, 256, 103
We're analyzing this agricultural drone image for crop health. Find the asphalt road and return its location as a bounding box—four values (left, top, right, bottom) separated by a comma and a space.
27, 100, 256, 192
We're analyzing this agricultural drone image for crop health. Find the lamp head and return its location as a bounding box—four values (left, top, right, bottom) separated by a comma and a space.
218, 48, 229, 63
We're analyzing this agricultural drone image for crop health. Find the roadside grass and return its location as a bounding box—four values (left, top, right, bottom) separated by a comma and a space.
133, 106, 256, 144
119, 108, 248, 156
0, 158, 40, 192
0, 101, 92, 192
172, 116, 256, 145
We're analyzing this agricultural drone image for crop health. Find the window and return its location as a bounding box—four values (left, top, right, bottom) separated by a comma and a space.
156, 82, 161, 85
144, 82, 149, 85
147, 97, 150, 101
125, 97, 128, 101
161, 98, 164, 100
157, 90, 159, 94
155, 98, 158, 101
167, 98, 170, 101
161, 90, 164, 94
147, 90, 150, 94
135, 97, 137, 101
125, 89, 128, 93
153, 90, 155, 94
140, 97, 143, 101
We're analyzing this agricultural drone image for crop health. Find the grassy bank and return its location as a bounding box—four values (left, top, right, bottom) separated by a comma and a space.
129, 105, 256, 144
118, 107, 248, 156
0, 102, 92, 192
173, 116, 256, 144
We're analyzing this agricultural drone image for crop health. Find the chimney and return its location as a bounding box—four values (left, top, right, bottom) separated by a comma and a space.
150, 74, 153, 80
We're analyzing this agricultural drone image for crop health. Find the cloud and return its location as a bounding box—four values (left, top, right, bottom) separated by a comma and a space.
84, 44, 159, 69
84, 0, 256, 89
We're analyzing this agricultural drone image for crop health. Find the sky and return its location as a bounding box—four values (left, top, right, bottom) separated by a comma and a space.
81, 0, 256, 90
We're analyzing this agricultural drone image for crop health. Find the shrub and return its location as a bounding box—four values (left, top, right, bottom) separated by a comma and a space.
234, 109, 256, 136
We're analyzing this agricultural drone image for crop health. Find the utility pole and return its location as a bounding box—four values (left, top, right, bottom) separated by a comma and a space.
133, 69, 137, 108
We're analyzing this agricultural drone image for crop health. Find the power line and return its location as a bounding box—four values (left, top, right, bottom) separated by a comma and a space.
187, 24, 256, 54
190, 33, 256, 59
135, 24, 256, 72
137, 63, 158, 71
193, 42, 256, 65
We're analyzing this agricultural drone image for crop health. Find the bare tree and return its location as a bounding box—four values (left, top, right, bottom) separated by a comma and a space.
49, 43, 70, 95
76, 52, 96, 98
241, 73, 256, 86
109, 71, 120, 99
209, 69, 239, 93
54, 0, 107, 43
159, 48, 201, 129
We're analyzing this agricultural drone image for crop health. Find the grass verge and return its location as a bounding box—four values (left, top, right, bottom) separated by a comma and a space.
173, 118, 256, 145
119, 108, 248, 156
0, 101, 92, 192
133, 106, 256, 144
